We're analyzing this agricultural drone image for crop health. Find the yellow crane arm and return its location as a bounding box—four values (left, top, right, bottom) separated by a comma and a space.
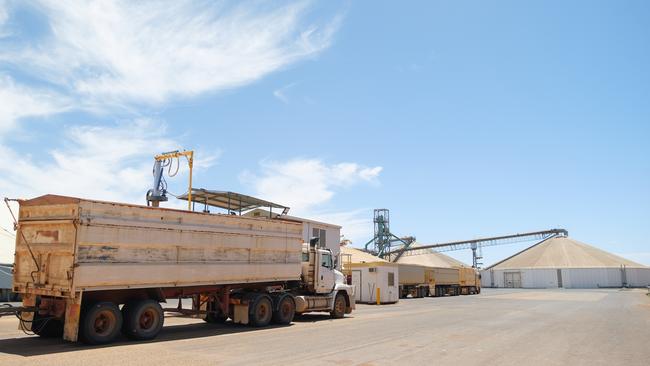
153, 150, 194, 211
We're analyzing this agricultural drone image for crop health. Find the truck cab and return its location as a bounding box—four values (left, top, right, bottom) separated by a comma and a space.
297, 240, 355, 316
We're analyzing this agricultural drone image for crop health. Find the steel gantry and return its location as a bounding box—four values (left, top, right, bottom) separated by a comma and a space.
363, 209, 416, 259
387, 228, 569, 267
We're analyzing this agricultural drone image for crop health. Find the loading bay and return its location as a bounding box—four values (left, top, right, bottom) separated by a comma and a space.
0, 288, 648, 366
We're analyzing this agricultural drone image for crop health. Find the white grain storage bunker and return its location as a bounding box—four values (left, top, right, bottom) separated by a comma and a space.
481, 236, 650, 289
396, 247, 469, 268
341, 246, 399, 304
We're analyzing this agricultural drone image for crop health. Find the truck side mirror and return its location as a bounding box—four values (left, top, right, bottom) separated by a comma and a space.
309, 237, 320, 247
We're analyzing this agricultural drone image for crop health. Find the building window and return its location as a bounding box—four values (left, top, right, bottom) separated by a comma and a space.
388, 272, 395, 286
312, 228, 327, 248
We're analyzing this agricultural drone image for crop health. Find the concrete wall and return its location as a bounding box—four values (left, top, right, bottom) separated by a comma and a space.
481, 267, 650, 289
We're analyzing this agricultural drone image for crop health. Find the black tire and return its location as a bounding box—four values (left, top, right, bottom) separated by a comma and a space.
122, 300, 164, 340
249, 295, 273, 327
79, 302, 123, 345
32, 313, 64, 338
330, 293, 346, 319
272, 295, 295, 325
204, 299, 228, 324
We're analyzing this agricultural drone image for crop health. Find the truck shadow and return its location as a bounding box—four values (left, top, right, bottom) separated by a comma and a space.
291, 313, 337, 322
0, 314, 347, 357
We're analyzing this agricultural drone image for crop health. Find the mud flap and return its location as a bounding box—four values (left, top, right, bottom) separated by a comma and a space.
232, 304, 249, 325
63, 293, 82, 342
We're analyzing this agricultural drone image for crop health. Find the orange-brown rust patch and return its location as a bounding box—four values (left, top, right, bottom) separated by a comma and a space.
35, 230, 59, 242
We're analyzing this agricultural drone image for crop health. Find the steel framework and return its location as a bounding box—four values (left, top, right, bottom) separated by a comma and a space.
388, 228, 569, 267
363, 209, 415, 258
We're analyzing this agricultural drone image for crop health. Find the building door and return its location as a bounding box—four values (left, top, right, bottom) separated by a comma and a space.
504, 272, 522, 288
557, 269, 563, 288
352, 270, 362, 302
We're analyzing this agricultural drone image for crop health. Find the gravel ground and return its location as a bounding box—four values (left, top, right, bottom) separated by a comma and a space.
0, 288, 648, 366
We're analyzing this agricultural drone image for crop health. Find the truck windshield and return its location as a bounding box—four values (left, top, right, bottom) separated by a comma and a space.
321, 253, 332, 268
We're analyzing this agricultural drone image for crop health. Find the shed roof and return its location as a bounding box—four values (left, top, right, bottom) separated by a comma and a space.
396, 245, 469, 268
178, 189, 289, 214
486, 236, 647, 270
341, 246, 391, 264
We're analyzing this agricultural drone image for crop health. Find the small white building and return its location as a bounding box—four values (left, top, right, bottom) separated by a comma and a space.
481, 237, 650, 289
341, 246, 399, 304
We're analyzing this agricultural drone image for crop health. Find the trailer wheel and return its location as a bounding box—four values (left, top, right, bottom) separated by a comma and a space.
330, 293, 346, 319
249, 295, 273, 327
122, 300, 164, 340
80, 302, 122, 345
32, 313, 64, 338
272, 295, 295, 325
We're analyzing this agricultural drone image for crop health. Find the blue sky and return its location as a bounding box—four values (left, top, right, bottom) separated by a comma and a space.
0, 1, 648, 266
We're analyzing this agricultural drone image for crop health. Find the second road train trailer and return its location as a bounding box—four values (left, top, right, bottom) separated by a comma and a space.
398, 263, 480, 298
7, 195, 355, 344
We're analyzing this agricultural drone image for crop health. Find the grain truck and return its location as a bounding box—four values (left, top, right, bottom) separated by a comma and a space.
5, 195, 354, 344
397, 263, 480, 298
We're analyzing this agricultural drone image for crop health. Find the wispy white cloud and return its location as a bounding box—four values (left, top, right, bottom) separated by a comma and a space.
241, 158, 381, 245
0, 120, 179, 201
0, 1, 344, 261
0, 74, 69, 134
0, 0, 9, 31
0, 119, 219, 261
0, 1, 8, 37
273, 82, 299, 104
0, 1, 341, 110
241, 158, 382, 211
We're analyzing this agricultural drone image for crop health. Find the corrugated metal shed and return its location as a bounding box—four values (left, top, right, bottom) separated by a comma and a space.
487, 237, 646, 269
481, 237, 650, 289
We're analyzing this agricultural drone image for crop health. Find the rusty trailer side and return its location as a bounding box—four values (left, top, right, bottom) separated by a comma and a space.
397, 263, 481, 298
12, 194, 304, 342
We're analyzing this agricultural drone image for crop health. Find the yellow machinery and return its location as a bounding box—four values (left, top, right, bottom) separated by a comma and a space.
147, 150, 194, 210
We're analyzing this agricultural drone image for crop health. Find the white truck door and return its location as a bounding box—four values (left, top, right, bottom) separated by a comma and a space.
317, 251, 336, 293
